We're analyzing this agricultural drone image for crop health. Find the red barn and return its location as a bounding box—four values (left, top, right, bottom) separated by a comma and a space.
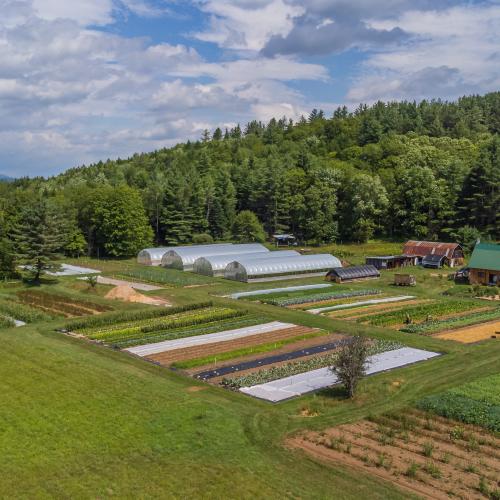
403, 241, 464, 268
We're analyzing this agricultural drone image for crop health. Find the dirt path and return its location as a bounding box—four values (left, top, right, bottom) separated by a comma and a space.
96, 276, 164, 291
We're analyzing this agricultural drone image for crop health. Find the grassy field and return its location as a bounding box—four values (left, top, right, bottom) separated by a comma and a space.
1, 243, 499, 498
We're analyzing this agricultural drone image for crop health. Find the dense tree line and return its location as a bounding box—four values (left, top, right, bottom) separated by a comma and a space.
0, 92, 499, 278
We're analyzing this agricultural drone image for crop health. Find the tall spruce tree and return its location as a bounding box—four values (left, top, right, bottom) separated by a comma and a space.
12, 199, 66, 282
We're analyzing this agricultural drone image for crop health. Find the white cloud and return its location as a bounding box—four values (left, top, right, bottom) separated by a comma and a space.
193, 0, 303, 51
347, 4, 500, 102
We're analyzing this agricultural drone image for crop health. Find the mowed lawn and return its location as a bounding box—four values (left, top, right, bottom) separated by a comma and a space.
1, 256, 500, 498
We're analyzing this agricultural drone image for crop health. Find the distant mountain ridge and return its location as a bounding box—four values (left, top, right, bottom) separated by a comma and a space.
0, 174, 13, 181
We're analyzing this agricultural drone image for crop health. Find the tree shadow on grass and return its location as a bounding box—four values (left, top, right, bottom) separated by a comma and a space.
317, 385, 349, 400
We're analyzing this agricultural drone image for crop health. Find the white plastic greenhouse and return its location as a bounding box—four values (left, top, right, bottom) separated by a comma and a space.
161, 243, 268, 271
193, 250, 297, 277
224, 254, 342, 282
137, 247, 173, 266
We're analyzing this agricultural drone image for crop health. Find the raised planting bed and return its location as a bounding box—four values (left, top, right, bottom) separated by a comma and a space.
401, 308, 500, 336
228, 284, 332, 300
362, 300, 488, 327
224, 340, 405, 390
308, 296, 415, 315
155, 327, 326, 368
125, 321, 296, 357
18, 290, 113, 317
328, 299, 431, 321
263, 289, 382, 307
417, 373, 500, 432
290, 408, 500, 500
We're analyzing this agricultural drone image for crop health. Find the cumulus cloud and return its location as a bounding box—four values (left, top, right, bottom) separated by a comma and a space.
348, 4, 500, 102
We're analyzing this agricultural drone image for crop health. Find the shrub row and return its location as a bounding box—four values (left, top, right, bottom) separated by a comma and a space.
112, 316, 262, 349
0, 315, 15, 328
417, 393, 500, 433
264, 289, 381, 307
66, 301, 213, 331
222, 339, 403, 389
0, 299, 52, 322
400, 308, 500, 335
364, 300, 481, 327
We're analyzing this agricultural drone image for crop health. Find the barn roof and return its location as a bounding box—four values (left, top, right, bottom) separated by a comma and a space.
403, 240, 462, 258
327, 265, 380, 280
468, 242, 500, 272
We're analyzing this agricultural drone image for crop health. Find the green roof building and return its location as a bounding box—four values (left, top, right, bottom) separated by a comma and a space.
468, 242, 500, 285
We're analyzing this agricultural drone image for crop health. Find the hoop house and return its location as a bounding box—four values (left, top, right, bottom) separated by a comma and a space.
194, 250, 296, 277
224, 254, 341, 282
137, 247, 173, 266
161, 243, 268, 271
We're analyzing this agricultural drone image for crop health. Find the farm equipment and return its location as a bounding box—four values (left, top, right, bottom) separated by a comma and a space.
394, 274, 416, 286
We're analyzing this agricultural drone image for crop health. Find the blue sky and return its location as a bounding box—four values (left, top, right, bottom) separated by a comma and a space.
0, 0, 499, 177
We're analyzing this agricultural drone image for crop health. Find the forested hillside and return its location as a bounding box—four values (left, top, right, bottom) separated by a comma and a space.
0, 92, 499, 273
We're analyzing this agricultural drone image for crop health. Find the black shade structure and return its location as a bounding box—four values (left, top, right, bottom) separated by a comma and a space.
422, 254, 446, 268
326, 265, 380, 283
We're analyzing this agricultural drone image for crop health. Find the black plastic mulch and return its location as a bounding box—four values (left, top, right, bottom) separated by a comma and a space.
194, 337, 352, 380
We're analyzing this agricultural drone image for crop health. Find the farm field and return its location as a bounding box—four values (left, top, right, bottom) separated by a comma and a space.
1, 245, 500, 498
291, 409, 500, 499
435, 319, 500, 343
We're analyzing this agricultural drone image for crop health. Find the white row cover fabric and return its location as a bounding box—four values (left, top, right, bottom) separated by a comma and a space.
162, 243, 268, 271
240, 348, 440, 402
308, 295, 416, 314
47, 264, 101, 276
125, 321, 295, 357
224, 254, 341, 282
228, 284, 332, 299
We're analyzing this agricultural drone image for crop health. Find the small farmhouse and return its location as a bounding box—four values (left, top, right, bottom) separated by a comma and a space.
403, 240, 464, 268
468, 242, 500, 286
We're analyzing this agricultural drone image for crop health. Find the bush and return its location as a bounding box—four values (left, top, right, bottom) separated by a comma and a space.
192, 233, 214, 244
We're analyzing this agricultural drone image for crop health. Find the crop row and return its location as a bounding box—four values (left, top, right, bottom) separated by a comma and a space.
118, 268, 213, 287
264, 289, 382, 307
417, 393, 500, 433
447, 373, 500, 406
363, 300, 482, 327
400, 308, 500, 335
112, 315, 262, 349
0, 298, 52, 322
18, 290, 113, 317
222, 339, 403, 389
67, 301, 213, 331
89, 308, 244, 342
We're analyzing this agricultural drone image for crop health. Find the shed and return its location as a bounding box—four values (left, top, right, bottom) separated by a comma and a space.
365, 255, 417, 270
224, 254, 341, 282
326, 265, 380, 283
422, 254, 446, 269
403, 240, 464, 267
137, 247, 173, 266
273, 234, 296, 247
468, 242, 500, 285
193, 250, 296, 277
162, 243, 268, 271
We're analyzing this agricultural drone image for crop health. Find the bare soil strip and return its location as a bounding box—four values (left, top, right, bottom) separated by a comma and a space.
435, 319, 500, 343
146, 326, 320, 366
289, 410, 500, 500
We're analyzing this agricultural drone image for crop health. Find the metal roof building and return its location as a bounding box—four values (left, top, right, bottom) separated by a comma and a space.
403, 240, 464, 267
194, 250, 301, 277
137, 247, 173, 266
326, 265, 380, 283
224, 254, 341, 282
468, 242, 500, 285
162, 243, 268, 271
